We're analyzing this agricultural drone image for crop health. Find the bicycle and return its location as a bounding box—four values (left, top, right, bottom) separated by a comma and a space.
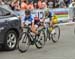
44, 18, 60, 43
18, 24, 45, 53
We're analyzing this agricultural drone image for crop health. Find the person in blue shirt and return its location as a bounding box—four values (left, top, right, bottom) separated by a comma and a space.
21, 9, 38, 34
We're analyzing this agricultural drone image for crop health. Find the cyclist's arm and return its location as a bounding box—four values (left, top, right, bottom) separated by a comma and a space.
31, 16, 36, 33
49, 12, 53, 26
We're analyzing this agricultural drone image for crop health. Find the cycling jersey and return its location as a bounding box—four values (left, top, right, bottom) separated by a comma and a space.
44, 12, 52, 25
44, 10, 54, 19
44, 9, 54, 28
21, 15, 34, 25
34, 16, 40, 25
45, 12, 52, 19
21, 15, 38, 28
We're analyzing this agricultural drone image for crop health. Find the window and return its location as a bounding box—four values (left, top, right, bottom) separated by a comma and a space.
0, 7, 11, 16
0, 8, 3, 16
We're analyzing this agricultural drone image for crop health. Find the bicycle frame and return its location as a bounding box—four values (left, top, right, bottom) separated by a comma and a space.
24, 27, 37, 45
28, 32, 35, 42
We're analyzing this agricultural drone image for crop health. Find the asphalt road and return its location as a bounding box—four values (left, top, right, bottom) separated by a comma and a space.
0, 24, 75, 59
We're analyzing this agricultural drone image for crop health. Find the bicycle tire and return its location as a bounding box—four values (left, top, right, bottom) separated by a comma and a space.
18, 32, 30, 53
51, 26, 60, 43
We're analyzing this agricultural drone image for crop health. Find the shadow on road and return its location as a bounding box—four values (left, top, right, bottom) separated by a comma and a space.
0, 46, 17, 52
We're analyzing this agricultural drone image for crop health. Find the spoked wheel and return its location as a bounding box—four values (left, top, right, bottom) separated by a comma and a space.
51, 26, 60, 43
35, 30, 45, 49
18, 32, 30, 53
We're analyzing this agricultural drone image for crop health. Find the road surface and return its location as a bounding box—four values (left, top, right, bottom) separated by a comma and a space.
0, 24, 75, 59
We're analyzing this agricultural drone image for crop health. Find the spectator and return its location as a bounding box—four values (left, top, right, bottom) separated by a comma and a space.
11, 0, 20, 10
47, 0, 53, 8
34, 3, 38, 9
44, 0, 47, 3
59, 0, 66, 8
38, 0, 43, 9
72, 0, 75, 2
55, 0, 60, 8
64, 0, 69, 7
33, 0, 38, 3
0, 0, 5, 5
28, 0, 34, 10
42, 1, 47, 9
68, 0, 75, 21
69, 0, 75, 7
20, 0, 27, 10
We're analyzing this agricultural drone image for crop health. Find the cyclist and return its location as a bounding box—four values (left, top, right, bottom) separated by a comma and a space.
43, 8, 53, 28
21, 9, 38, 34
43, 8, 56, 33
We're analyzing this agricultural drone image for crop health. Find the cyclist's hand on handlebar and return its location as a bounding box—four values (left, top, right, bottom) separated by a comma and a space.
21, 22, 25, 28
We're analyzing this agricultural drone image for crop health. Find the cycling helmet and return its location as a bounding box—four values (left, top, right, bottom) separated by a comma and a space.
25, 9, 31, 15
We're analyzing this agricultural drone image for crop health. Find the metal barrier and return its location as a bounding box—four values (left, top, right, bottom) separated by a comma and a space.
14, 8, 69, 23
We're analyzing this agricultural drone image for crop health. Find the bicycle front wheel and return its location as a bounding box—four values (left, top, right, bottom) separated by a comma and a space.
35, 30, 45, 49
51, 26, 60, 43
18, 32, 30, 53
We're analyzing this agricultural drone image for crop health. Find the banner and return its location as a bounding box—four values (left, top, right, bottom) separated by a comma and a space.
51, 8, 69, 23
14, 8, 69, 23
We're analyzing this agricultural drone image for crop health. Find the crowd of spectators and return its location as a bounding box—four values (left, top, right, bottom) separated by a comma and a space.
0, 0, 73, 11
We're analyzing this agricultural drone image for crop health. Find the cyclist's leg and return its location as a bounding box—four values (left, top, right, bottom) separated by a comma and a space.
31, 24, 38, 34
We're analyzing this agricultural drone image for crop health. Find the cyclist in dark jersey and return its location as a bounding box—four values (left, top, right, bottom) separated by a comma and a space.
43, 8, 54, 27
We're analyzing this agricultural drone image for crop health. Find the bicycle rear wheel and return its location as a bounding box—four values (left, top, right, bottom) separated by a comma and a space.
51, 26, 60, 43
18, 32, 30, 53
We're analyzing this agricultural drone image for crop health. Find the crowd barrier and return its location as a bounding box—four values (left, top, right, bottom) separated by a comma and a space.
14, 8, 69, 23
